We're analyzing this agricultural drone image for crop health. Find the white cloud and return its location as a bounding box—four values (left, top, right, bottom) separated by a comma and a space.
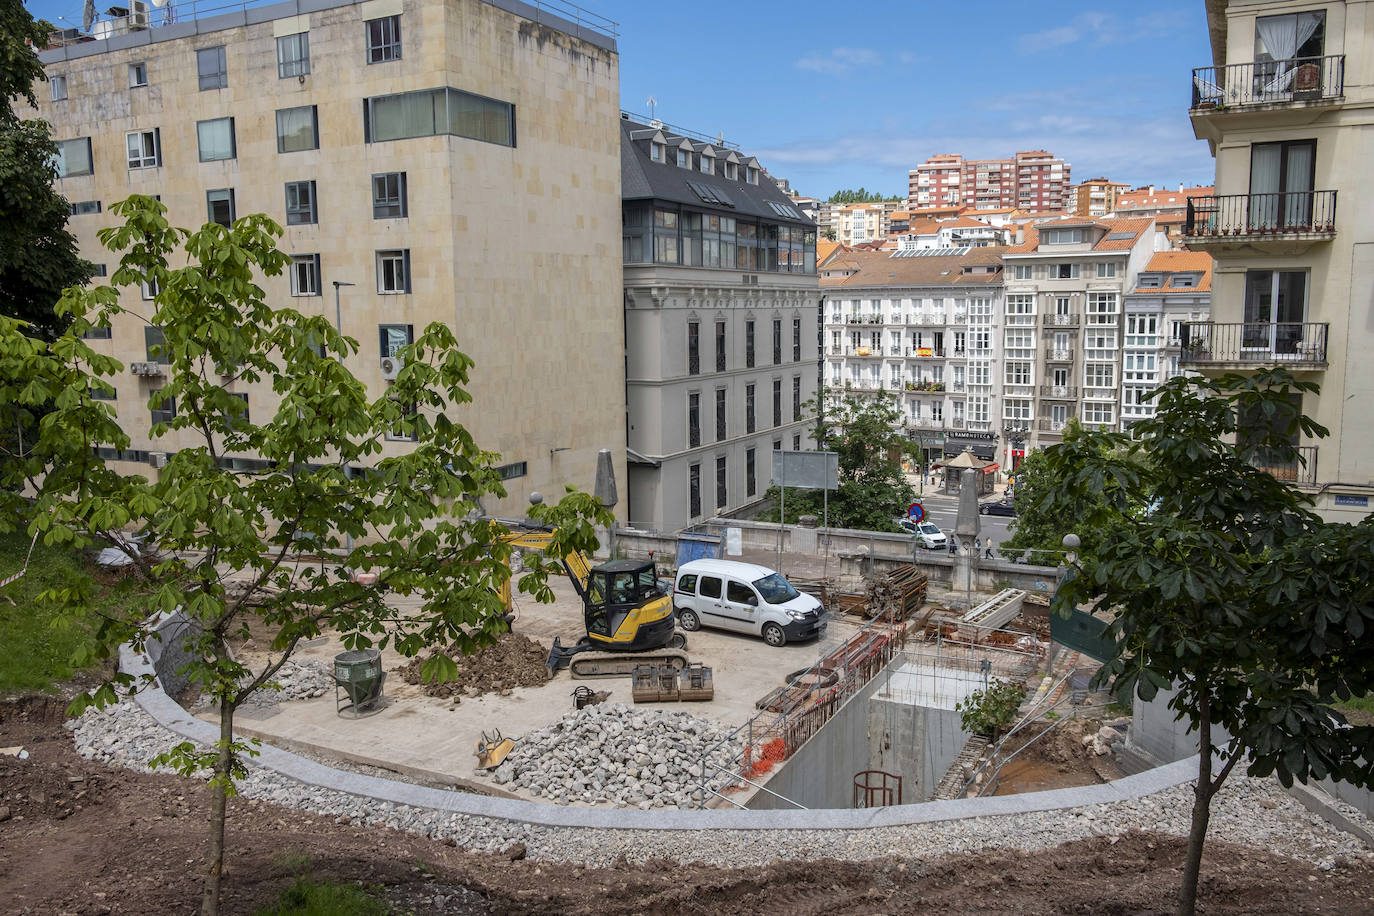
1019, 10, 1122, 54
795, 47, 883, 76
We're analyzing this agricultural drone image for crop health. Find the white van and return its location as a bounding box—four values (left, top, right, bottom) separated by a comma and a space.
672, 559, 826, 647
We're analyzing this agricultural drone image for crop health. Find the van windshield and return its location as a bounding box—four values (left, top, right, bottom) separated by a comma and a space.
752, 573, 799, 603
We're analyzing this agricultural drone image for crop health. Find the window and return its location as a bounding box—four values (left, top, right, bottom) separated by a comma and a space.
276, 106, 319, 153
689, 464, 701, 517
1172, 274, 1197, 289
372, 172, 408, 218
1004, 399, 1032, 421
772, 318, 782, 365
792, 376, 802, 421
126, 129, 160, 169
1254, 12, 1324, 70
50, 75, 67, 101
197, 46, 227, 90
724, 161, 738, 180
746, 447, 756, 497
772, 379, 782, 427
129, 62, 147, 87
144, 326, 170, 364
1097, 262, 1117, 278
55, 138, 93, 177
379, 324, 413, 357
290, 254, 320, 296
150, 391, 176, 426
284, 181, 317, 225
223, 393, 250, 432
792, 433, 801, 451
367, 15, 402, 63
700, 153, 714, 175
1084, 363, 1116, 388
69, 200, 101, 215
364, 87, 515, 148
1249, 139, 1317, 230
197, 117, 235, 162
1013, 264, 1032, 279
676, 148, 690, 168
1083, 403, 1114, 425
82, 324, 112, 340
206, 189, 235, 227
385, 396, 417, 441
90, 384, 116, 400
1043, 228, 1083, 244
90, 264, 108, 278
687, 321, 700, 375
688, 392, 700, 448
792, 318, 801, 361
747, 166, 759, 185
1137, 273, 1162, 289
715, 388, 727, 441
1243, 270, 1308, 353
745, 319, 755, 368
496, 461, 527, 481
715, 320, 726, 372
141, 277, 160, 301
376, 249, 411, 294
745, 384, 756, 433
1087, 292, 1118, 324
650, 141, 664, 162
653, 209, 679, 264
1051, 263, 1079, 279
276, 32, 310, 79
1005, 361, 1031, 386
716, 456, 727, 508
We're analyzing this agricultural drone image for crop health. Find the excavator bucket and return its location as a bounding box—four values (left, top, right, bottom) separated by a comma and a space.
475, 729, 517, 770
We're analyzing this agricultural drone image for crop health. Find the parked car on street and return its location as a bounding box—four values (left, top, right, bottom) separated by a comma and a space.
896, 518, 949, 550
978, 499, 1017, 517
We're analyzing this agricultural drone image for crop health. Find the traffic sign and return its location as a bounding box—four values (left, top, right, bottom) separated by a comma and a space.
907, 502, 925, 523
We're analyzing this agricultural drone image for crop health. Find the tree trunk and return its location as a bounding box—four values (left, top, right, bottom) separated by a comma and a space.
1178, 691, 1214, 916
201, 702, 235, 916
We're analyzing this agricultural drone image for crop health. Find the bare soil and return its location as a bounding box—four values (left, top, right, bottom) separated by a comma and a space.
993, 717, 1124, 796
4, 696, 1373, 915
396, 632, 551, 700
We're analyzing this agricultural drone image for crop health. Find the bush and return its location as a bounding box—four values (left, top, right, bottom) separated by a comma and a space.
956, 678, 1028, 738
256, 878, 391, 916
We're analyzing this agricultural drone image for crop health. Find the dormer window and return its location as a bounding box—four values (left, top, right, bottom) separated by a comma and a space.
724, 161, 737, 180
700, 153, 714, 175
1137, 274, 1163, 288
1043, 228, 1083, 244
677, 148, 691, 168
1171, 273, 1198, 288
746, 166, 759, 185
651, 141, 664, 162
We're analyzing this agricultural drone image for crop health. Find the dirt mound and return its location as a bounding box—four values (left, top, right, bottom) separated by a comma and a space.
399, 632, 551, 699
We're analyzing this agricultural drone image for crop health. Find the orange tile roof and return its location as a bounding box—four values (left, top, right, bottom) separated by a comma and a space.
1116, 186, 1213, 209
1140, 250, 1213, 292
945, 216, 994, 229
816, 240, 843, 265
1005, 217, 1155, 254
820, 247, 1008, 289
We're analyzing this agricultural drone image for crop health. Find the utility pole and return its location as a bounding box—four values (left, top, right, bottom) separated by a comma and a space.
332, 281, 356, 554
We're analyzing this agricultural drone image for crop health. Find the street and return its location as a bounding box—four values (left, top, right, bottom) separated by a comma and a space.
907, 490, 1016, 553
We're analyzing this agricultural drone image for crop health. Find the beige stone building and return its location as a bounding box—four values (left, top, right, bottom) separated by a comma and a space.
1185, 0, 1371, 522
34, 0, 628, 521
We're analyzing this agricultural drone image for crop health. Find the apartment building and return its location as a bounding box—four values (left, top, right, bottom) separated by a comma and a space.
907, 151, 1071, 215
820, 247, 1006, 465
35, 0, 627, 520
1121, 251, 1213, 426
1183, 0, 1370, 522
620, 117, 819, 531
1002, 217, 1159, 468
1073, 178, 1131, 218
826, 200, 904, 246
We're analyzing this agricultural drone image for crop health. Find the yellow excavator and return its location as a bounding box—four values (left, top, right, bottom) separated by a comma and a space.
500, 528, 688, 678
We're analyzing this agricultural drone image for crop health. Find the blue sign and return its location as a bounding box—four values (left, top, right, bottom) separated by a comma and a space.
907, 502, 925, 523
1334, 494, 1369, 508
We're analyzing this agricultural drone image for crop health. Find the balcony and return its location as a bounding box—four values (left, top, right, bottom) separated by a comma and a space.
1083, 387, 1117, 401
1042, 313, 1081, 328
1184, 191, 1337, 252
1179, 322, 1328, 369
1039, 385, 1077, 399
1254, 445, 1318, 487
949, 417, 965, 429
906, 347, 946, 358
1044, 347, 1073, 363
1191, 55, 1344, 113
1037, 418, 1071, 433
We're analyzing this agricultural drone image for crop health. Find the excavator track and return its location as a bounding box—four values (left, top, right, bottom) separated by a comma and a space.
570, 647, 690, 679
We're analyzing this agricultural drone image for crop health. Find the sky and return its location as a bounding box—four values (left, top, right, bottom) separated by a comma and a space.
25, 0, 1219, 201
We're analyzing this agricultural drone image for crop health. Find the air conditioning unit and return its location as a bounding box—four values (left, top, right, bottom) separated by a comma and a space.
128, 0, 150, 29
130, 361, 164, 376
380, 355, 404, 380
148, 451, 168, 469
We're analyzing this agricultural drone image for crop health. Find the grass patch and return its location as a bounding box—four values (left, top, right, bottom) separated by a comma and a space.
256, 878, 391, 916
1334, 694, 1374, 727
0, 530, 151, 696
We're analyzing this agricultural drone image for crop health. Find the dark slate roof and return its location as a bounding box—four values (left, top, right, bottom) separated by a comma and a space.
620, 117, 815, 228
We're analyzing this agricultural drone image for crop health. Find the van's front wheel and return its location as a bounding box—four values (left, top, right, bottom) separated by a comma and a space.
763, 623, 786, 647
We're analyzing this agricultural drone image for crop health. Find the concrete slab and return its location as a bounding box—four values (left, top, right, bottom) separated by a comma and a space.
209, 571, 862, 803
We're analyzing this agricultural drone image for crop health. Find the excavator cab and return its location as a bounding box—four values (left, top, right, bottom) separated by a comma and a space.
582, 559, 674, 650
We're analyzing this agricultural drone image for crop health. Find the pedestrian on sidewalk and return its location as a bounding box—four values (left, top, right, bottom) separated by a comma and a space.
984, 539, 995, 560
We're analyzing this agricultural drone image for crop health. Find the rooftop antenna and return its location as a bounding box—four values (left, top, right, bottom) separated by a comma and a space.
646, 96, 657, 121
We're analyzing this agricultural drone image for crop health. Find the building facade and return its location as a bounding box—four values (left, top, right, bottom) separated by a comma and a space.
1183, 0, 1371, 522
620, 117, 819, 531
1073, 178, 1131, 218
908, 150, 1072, 215
35, 0, 628, 520
1121, 251, 1214, 426
820, 247, 1006, 466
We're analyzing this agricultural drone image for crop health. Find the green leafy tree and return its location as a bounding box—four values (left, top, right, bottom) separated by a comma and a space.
827, 187, 903, 204
0, 197, 612, 916
956, 678, 1027, 738
1044, 370, 1374, 916
0, 0, 92, 338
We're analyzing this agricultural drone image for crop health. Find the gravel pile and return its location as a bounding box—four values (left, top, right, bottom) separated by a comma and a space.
193, 659, 334, 710
484, 703, 740, 808
68, 701, 1374, 870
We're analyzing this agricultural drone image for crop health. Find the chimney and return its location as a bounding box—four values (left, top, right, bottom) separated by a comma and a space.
1179, 182, 1184, 192
1147, 185, 1155, 195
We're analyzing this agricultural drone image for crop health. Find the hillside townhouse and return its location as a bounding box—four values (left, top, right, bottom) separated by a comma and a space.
820, 247, 1006, 466
620, 117, 819, 531
34, 0, 627, 521
1183, 0, 1371, 522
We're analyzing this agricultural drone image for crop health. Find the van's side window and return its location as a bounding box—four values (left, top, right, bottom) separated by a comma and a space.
699, 576, 722, 599
676, 573, 697, 594
727, 581, 755, 604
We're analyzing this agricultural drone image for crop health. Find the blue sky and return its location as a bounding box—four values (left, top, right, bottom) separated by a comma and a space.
25, 0, 1218, 200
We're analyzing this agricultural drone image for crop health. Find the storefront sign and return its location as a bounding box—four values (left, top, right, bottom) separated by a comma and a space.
947, 432, 997, 441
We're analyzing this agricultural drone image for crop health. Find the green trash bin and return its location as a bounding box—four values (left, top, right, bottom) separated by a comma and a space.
334, 649, 386, 718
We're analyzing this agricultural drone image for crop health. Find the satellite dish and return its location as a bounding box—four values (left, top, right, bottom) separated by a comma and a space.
151, 0, 168, 7
93, 19, 114, 40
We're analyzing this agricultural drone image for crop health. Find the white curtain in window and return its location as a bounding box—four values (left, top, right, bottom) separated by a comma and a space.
198, 119, 233, 160
1283, 143, 1314, 227
277, 107, 315, 152
1256, 13, 1321, 92
1249, 144, 1282, 229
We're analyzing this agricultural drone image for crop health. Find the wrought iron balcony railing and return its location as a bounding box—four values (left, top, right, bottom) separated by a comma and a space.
1042, 313, 1081, 328
1185, 191, 1337, 238
1253, 445, 1318, 487
1191, 55, 1345, 110
1039, 385, 1078, 398
1179, 322, 1328, 366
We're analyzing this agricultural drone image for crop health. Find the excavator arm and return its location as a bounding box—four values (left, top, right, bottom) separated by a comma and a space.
497, 527, 593, 611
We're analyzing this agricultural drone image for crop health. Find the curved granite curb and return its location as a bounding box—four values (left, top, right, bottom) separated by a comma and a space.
121, 643, 1200, 832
